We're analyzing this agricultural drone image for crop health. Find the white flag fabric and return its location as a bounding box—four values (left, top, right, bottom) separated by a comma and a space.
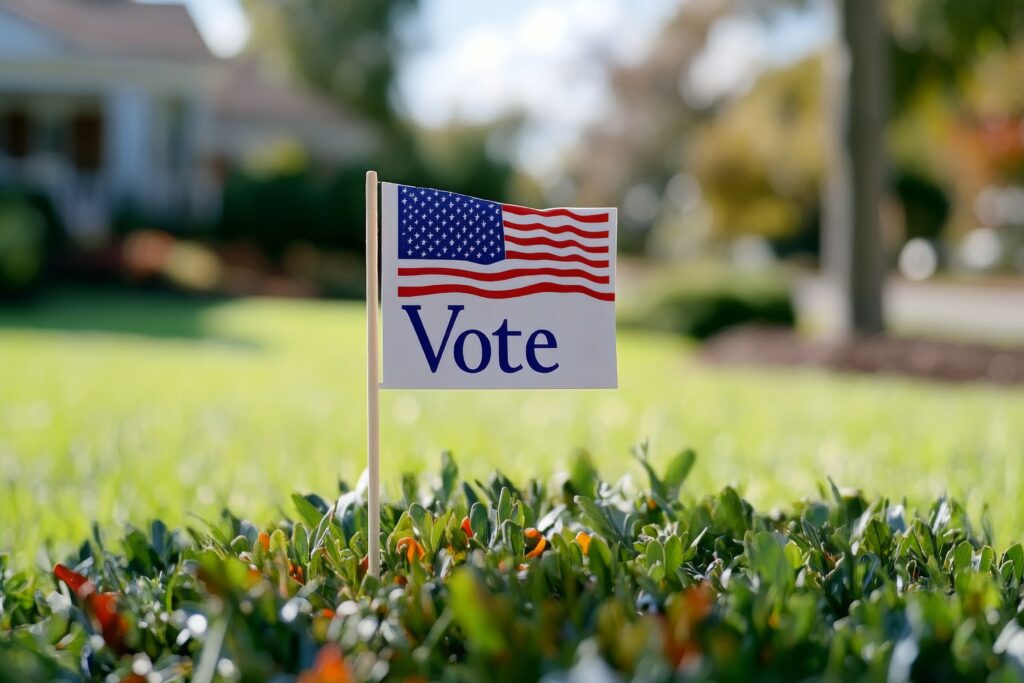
380, 182, 617, 389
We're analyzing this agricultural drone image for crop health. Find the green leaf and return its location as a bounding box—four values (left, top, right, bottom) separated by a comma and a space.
430, 512, 448, 553
573, 496, 621, 543
663, 449, 696, 495
861, 518, 892, 557
409, 503, 428, 533
714, 487, 748, 537
588, 535, 614, 593
502, 520, 524, 557
292, 523, 309, 562
439, 451, 458, 504
497, 487, 513, 525
292, 493, 326, 528
784, 540, 803, 570
264, 531, 284, 558
951, 540, 973, 575
683, 527, 708, 562
569, 451, 599, 499
645, 540, 666, 573
746, 530, 794, 595
469, 502, 490, 545
979, 545, 995, 573
1002, 543, 1024, 582
664, 535, 683, 571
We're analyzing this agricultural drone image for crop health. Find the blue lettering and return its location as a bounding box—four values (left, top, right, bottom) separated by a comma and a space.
494, 319, 523, 373
454, 329, 491, 373
402, 304, 464, 373
526, 329, 559, 373
403, 305, 559, 375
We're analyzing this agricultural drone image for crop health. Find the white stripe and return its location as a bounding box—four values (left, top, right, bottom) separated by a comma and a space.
397, 257, 609, 275
503, 224, 610, 246
501, 211, 611, 231
500, 242, 610, 258
396, 273, 613, 292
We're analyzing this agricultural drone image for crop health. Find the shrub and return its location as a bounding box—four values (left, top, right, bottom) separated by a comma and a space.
0, 190, 63, 296
619, 267, 795, 339
2, 451, 1023, 682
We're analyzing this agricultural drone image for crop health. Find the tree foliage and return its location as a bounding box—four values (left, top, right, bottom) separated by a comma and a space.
241, 0, 417, 128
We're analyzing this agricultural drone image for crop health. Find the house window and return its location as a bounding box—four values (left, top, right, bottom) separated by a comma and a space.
71, 112, 104, 171
3, 109, 31, 158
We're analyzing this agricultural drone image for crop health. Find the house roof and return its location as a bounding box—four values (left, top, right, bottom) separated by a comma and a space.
213, 57, 351, 127
210, 57, 375, 160
0, 0, 212, 61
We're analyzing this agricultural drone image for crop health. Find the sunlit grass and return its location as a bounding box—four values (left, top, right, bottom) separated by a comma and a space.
1, 289, 1023, 562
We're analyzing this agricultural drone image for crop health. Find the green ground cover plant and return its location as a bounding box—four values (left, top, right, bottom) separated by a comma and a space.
4, 451, 1024, 682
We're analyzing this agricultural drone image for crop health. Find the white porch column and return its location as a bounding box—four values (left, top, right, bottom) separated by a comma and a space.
105, 86, 151, 207
184, 93, 215, 221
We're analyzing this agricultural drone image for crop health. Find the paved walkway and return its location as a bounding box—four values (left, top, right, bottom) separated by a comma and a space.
794, 276, 1024, 343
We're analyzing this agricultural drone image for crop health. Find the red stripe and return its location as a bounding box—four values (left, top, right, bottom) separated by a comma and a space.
398, 283, 615, 302
504, 250, 609, 268
503, 221, 609, 239
503, 204, 609, 223
398, 266, 610, 284
504, 234, 608, 254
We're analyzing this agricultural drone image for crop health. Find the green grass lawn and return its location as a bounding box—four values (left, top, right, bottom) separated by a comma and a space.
2, 288, 1023, 563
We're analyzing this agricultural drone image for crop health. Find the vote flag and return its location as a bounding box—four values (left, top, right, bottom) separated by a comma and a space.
380, 182, 617, 389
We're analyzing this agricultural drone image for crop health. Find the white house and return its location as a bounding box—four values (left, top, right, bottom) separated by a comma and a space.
0, 0, 371, 241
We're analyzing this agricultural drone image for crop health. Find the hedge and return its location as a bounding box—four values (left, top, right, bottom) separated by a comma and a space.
2, 451, 1023, 682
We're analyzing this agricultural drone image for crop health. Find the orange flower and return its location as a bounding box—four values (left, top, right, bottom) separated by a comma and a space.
460, 516, 474, 538
358, 555, 369, 576
524, 528, 547, 559
320, 608, 336, 619
54, 564, 128, 653
289, 561, 305, 584
574, 531, 592, 555
397, 537, 426, 563
297, 643, 354, 683
258, 531, 271, 552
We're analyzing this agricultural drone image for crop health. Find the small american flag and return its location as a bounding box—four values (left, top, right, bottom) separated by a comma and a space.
395, 184, 614, 302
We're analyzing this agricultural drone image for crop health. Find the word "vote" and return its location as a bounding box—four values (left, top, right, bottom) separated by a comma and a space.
402, 305, 559, 375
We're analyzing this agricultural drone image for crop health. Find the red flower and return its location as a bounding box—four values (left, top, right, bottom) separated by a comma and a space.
53, 564, 128, 653
460, 516, 474, 538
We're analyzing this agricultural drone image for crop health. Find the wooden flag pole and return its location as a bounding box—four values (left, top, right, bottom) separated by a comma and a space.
365, 170, 381, 578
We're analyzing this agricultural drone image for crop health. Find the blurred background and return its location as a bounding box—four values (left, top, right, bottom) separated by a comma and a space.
1, 0, 1023, 347
2, 0, 1024, 555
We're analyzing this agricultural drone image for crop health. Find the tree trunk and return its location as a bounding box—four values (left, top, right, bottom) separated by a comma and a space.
823, 0, 887, 336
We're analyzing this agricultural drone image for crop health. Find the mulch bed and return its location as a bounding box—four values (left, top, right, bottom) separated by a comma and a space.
700, 326, 1024, 385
